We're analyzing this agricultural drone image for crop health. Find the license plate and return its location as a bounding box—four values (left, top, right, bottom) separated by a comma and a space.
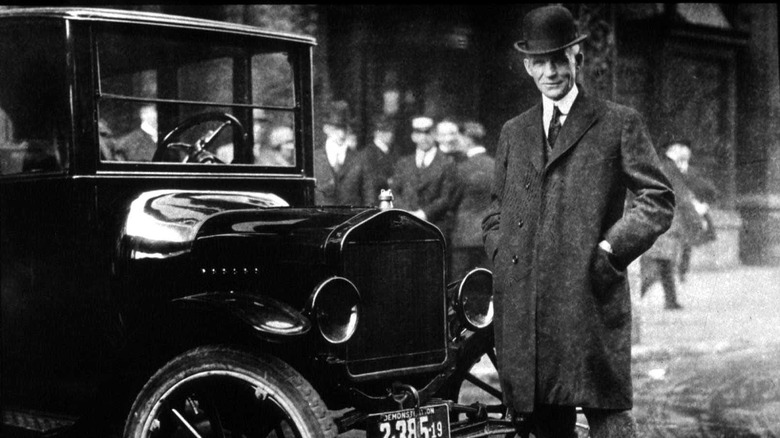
366, 404, 450, 438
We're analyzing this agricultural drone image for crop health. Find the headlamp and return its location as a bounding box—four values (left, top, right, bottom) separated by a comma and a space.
307, 277, 360, 344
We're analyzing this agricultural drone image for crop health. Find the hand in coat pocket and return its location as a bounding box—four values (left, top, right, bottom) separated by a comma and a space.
591, 246, 630, 328
590, 246, 626, 300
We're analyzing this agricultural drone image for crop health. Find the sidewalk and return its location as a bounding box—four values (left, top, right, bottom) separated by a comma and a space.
631, 265, 780, 437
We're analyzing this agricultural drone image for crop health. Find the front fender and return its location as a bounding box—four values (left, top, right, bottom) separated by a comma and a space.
172, 292, 311, 343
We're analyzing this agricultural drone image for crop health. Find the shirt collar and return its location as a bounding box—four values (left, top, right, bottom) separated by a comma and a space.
141, 121, 157, 143
325, 138, 347, 167
416, 146, 437, 168
466, 146, 486, 158
374, 138, 389, 154
542, 83, 579, 119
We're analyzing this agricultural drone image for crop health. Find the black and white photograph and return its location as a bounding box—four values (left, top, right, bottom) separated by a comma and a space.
0, 4, 778, 438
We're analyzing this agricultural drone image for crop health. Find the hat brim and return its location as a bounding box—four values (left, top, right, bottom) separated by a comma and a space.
514, 34, 588, 55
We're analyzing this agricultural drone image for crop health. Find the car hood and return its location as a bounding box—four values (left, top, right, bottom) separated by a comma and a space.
121, 189, 372, 260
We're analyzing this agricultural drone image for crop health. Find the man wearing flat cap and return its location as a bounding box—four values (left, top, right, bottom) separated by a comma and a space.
481, 5, 675, 437
391, 115, 459, 263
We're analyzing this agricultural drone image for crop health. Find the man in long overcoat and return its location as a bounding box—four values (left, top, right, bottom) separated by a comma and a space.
481, 6, 675, 437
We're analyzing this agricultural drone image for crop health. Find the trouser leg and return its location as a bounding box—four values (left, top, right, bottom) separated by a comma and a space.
639, 257, 658, 297
658, 259, 680, 308
679, 245, 692, 281
582, 408, 638, 438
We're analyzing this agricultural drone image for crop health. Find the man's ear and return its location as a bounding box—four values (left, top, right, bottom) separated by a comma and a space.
523, 58, 533, 76
575, 52, 584, 68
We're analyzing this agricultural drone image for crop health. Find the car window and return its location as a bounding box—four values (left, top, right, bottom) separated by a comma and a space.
0, 20, 69, 176
96, 24, 298, 168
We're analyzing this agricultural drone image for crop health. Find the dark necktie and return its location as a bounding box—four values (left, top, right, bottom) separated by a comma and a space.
548, 105, 562, 149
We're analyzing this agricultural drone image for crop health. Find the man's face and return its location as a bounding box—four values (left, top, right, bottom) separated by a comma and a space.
412, 130, 435, 152
325, 124, 347, 146
374, 129, 393, 147
667, 144, 691, 174
436, 121, 460, 154
524, 48, 581, 101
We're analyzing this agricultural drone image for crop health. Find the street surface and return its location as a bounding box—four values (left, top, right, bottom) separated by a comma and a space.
339, 264, 780, 437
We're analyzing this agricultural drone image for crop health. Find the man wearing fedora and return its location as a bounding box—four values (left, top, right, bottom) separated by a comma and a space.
314, 100, 374, 206
481, 5, 675, 437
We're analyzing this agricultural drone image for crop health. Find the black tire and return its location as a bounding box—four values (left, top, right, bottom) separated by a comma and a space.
124, 345, 337, 438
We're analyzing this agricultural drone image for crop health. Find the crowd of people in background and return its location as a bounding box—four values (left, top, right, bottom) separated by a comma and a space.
94, 97, 718, 289
312, 100, 495, 281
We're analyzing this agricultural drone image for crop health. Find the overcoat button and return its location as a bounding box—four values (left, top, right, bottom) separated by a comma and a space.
512, 255, 519, 264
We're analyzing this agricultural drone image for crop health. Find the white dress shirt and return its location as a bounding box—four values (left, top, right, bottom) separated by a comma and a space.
542, 83, 579, 138
415, 147, 437, 169
325, 138, 347, 169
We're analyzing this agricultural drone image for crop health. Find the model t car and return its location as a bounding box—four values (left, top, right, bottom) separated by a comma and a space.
0, 8, 511, 438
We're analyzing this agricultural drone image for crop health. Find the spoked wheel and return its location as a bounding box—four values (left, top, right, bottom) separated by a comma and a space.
124, 346, 337, 438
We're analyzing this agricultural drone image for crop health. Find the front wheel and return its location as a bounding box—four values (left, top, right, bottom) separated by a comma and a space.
124, 345, 337, 438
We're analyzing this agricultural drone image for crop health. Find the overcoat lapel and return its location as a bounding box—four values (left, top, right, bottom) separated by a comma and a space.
546, 94, 600, 169
523, 103, 545, 172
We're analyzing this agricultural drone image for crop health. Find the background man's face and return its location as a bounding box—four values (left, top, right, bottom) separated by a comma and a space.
412, 130, 435, 152
374, 129, 394, 146
524, 49, 580, 101
436, 121, 460, 154
667, 144, 692, 174
325, 124, 347, 145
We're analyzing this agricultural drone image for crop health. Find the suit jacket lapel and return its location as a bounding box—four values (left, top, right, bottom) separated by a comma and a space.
415, 149, 443, 189
547, 94, 600, 169
522, 103, 545, 172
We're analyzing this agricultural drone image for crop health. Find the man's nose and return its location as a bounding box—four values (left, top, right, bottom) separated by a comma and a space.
543, 61, 557, 76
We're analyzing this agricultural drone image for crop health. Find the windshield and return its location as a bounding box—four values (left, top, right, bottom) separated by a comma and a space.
96, 24, 299, 168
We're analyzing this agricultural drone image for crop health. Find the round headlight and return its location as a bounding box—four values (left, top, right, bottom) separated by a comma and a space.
308, 277, 360, 344
456, 268, 494, 331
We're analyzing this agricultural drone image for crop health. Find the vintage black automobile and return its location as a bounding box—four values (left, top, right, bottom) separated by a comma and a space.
0, 8, 510, 438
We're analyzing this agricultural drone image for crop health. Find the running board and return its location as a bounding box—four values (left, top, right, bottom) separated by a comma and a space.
2, 409, 76, 436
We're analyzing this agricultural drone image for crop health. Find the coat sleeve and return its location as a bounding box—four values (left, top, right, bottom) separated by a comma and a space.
481, 124, 510, 262
604, 110, 676, 268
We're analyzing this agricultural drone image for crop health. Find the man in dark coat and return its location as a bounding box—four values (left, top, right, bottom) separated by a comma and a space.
640, 148, 697, 309
481, 6, 675, 437
450, 120, 495, 280
360, 115, 398, 201
390, 115, 459, 242
313, 101, 374, 206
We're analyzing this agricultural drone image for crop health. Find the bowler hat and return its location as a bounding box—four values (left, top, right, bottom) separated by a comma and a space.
514, 5, 587, 55
323, 100, 350, 129
372, 114, 394, 132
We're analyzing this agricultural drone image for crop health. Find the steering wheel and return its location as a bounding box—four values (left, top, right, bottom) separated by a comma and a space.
155, 112, 246, 163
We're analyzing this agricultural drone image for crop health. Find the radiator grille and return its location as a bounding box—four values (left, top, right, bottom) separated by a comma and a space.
343, 240, 446, 376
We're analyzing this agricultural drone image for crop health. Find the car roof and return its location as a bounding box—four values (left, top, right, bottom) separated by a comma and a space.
0, 7, 316, 46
